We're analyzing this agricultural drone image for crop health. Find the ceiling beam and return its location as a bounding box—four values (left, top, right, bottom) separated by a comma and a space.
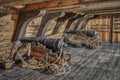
0, 0, 50, 6
20, 0, 120, 14
21, 0, 80, 11
46, 0, 120, 13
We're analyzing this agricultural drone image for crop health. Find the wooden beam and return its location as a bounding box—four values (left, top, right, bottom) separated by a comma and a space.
37, 12, 65, 36
48, 1, 120, 13
87, 9, 120, 15
21, 0, 80, 11
52, 12, 76, 35
11, 10, 42, 41
64, 14, 82, 32
0, 0, 114, 7
75, 14, 94, 30
0, 0, 51, 6
20, 0, 120, 13
110, 14, 114, 43
80, 0, 109, 3
74, 16, 84, 30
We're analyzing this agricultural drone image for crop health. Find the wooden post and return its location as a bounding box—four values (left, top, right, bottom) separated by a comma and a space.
11, 10, 20, 42
110, 14, 113, 43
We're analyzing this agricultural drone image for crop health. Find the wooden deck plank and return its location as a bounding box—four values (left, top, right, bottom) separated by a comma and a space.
0, 44, 120, 80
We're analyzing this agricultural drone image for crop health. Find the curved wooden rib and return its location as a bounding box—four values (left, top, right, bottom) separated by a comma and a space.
18, 10, 46, 40
52, 12, 76, 35
64, 14, 82, 32
76, 14, 94, 30
37, 12, 65, 36
12, 10, 46, 41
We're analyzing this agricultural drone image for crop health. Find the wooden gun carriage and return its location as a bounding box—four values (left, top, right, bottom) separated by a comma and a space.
2, 37, 71, 75
63, 30, 101, 49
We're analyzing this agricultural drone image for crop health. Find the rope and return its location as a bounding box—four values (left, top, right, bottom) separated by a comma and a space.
16, 44, 44, 69
9, 40, 70, 75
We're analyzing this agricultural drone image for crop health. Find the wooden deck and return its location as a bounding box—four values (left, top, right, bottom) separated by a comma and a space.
0, 43, 120, 80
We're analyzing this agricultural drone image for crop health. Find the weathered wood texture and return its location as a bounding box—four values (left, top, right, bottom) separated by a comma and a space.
112, 14, 120, 43
12, 13, 120, 43
0, 15, 14, 57
52, 13, 76, 34
86, 14, 120, 43
86, 15, 111, 42
11, 10, 40, 41
37, 12, 65, 36
0, 43, 120, 80
0, 0, 110, 7
25, 17, 42, 37
19, 0, 120, 13
0, 0, 51, 6
44, 20, 56, 36
22, 0, 80, 11
11, 0, 120, 41
64, 14, 81, 32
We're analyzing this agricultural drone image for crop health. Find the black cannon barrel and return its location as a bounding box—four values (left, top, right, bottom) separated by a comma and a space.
20, 37, 67, 50
66, 30, 99, 37
20, 37, 36, 43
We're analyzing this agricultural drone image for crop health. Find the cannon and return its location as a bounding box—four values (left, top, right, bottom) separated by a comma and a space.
63, 30, 101, 49
66, 30, 99, 37
16, 36, 71, 74
20, 37, 67, 51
